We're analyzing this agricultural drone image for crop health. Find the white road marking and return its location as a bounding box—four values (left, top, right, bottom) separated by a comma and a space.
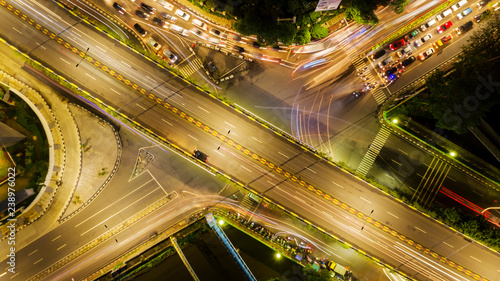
397, 148, 408, 155
52, 235, 61, 242
28, 249, 38, 256
251, 137, 262, 143
448, 176, 456, 182
60, 57, 71, 65
94, 45, 107, 53
387, 212, 399, 219
110, 88, 122, 95
224, 121, 235, 128
121, 61, 131, 67
391, 159, 401, 165
360, 197, 372, 204
385, 173, 394, 179
188, 134, 198, 141
267, 180, 275, 186
417, 173, 423, 178
146, 76, 157, 83
332, 181, 344, 189
306, 167, 316, 174
162, 119, 173, 126
12, 27, 22, 34
240, 165, 252, 172
470, 256, 482, 263
278, 151, 289, 158
415, 226, 427, 233
135, 103, 146, 110
442, 242, 454, 248
36, 42, 46, 49
214, 149, 225, 157
57, 244, 66, 251
33, 258, 43, 265
197, 105, 209, 113
85, 73, 96, 80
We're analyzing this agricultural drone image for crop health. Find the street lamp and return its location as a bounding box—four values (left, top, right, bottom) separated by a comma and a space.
392, 118, 398, 124
361, 210, 374, 230
76, 47, 90, 68
218, 219, 224, 226
217, 130, 231, 150
449, 151, 457, 157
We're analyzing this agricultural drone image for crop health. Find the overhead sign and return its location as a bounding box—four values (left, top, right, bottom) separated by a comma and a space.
315, 0, 342, 11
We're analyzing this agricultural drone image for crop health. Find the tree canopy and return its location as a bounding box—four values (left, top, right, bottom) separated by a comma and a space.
424, 12, 500, 134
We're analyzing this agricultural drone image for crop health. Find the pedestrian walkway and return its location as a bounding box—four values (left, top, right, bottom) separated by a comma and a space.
412, 157, 451, 208
178, 57, 203, 78
357, 127, 391, 176
350, 55, 387, 105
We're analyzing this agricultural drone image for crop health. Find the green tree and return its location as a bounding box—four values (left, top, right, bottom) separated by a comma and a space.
443, 208, 461, 225
302, 264, 331, 281
295, 28, 312, 45
310, 25, 328, 39
390, 0, 409, 14
424, 13, 500, 134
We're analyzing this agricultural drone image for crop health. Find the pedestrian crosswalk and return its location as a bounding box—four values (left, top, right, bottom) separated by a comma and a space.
178, 58, 203, 78
412, 157, 451, 208
349, 54, 387, 105
241, 193, 257, 211
357, 127, 391, 176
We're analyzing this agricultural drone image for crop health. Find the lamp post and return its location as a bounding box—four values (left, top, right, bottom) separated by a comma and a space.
76, 47, 90, 68
361, 210, 374, 230
217, 130, 231, 150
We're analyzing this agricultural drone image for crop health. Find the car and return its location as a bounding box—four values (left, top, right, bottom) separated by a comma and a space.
404, 29, 420, 41
157, 0, 174, 10
191, 28, 208, 40
228, 33, 242, 41
160, 12, 177, 23
152, 17, 165, 27
134, 23, 147, 36
113, 2, 126, 14
175, 9, 190, 21
135, 10, 149, 20
396, 45, 412, 58
474, 10, 491, 22
420, 18, 437, 31
207, 61, 217, 72
233, 46, 245, 53
252, 41, 261, 48
477, 0, 491, 8
457, 7, 473, 19
352, 90, 364, 98
455, 20, 473, 34
140, 3, 155, 14
378, 56, 394, 69
436, 8, 453, 21
389, 39, 406, 51
209, 28, 222, 37
371, 49, 386, 60
452, 0, 467, 11
415, 33, 432, 47
170, 24, 190, 36
384, 67, 398, 77
441, 34, 453, 44
162, 48, 178, 64
418, 48, 434, 61
192, 18, 207, 31
437, 21, 452, 33
147, 37, 161, 51
193, 149, 208, 162
400, 56, 416, 68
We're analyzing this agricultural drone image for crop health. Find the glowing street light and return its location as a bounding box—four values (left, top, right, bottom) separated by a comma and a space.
276, 253, 281, 259
218, 219, 224, 225
392, 118, 398, 124
450, 151, 456, 157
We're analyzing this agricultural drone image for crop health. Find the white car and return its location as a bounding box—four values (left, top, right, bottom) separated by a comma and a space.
452, 0, 467, 11
436, 8, 452, 21
191, 28, 208, 40
175, 9, 190, 21
162, 48, 178, 64
192, 18, 207, 31
415, 33, 432, 47
418, 48, 435, 61
147, 37, 161, 51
